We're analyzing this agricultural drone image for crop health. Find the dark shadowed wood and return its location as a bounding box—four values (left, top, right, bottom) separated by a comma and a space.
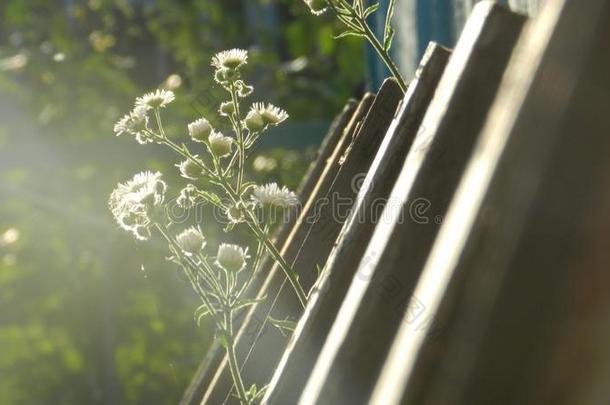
179, 100, 358, 405
285, 78, 403, 292
200, 93, 377, 404
372, 0, 610, 404
262, 42, 451, 405
299, 3, 526, 404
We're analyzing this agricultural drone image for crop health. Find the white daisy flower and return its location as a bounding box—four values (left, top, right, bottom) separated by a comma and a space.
176, 157, 202, 180
109, 171, 167, 240
175, 226, 206, 255
188, 117, 212, 142
211, 49, 248, 70
135, 89, 175, 110
251, 183, 298, 208
208, 131, 233, 158
114, 106, 151, 143
251, 102, 289, 126
216, 243, 249, 272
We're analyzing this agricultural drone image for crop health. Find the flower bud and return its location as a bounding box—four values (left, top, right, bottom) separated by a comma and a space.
219, 102, 235, 117
188, 118, 212, 142
214, 67, 238, 84
216, 243, 249, 272
237, 83, 254, 98
244, 110, 265, 133
226, 204, 244, 223
208, 131, 233, 158
177, 184, 198, 208
176, 226, 206, 255
177, 158, 202, 180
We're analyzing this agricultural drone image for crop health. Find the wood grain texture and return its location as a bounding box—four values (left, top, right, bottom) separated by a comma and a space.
374, 0, 610, 403
179, 100, 358, 405
262, 42, 452, 405
299, 3, 526, 404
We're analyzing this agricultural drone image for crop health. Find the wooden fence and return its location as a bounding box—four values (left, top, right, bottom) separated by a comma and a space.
182, 0, 610, 403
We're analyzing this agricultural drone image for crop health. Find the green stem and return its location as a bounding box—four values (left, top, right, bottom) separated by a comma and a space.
150, 108, 216, 179
361, 22, 406, 92
216, 180, 308, 308
155, 224, 222, 320
243, 211, 307, 308
330, 0, 407, 92
234, 236, 264, 304
224, 310, 250, 405
229, 84, 246, 192
157, 224, 249, 404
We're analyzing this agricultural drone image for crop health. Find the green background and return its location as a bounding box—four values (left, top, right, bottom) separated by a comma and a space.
0, 1, 364, 403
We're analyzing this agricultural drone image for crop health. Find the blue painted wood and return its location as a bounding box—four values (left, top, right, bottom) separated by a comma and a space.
366, 0, 525, 88
366, 0, 392, 90
416, 0, 454, 57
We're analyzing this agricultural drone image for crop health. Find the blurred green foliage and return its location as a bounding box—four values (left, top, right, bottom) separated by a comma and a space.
0, 0, 363, 404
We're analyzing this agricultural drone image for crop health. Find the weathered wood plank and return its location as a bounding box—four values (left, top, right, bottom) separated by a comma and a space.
179, 100, 358, 405
299, 2, 526, 404
205, 80, 403, 404
261, 42, 452, 405
285, 78, 403, 294
201, 93, 377, 404
372, 0, 610, 404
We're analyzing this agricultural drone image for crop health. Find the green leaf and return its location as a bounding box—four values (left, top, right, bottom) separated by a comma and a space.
197, 190, 224, 209
253, 385, 268, 401
195, 311, 210, 326
194, 302, 221, 325
384, 27, 395, 51
244, 384, 268, 402
383, 0, 397, 51
268, 316, 297, 337
334, 30, 366, 40
315, 264, 323, 279
233, 295, 267, 312
216, 329, 230, 349
363, 3, 380, 19
240, 181, 257, 196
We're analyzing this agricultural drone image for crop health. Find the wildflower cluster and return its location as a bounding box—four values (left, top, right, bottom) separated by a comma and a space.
109, 49, 305, 404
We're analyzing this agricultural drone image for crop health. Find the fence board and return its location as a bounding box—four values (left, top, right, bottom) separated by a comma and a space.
262, 42, 451, 405
371, 0, 610, 403
200, 93, 378, 404
299, 2, 526, 404
208, 80, 403, 404
180, 99, 358, 405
